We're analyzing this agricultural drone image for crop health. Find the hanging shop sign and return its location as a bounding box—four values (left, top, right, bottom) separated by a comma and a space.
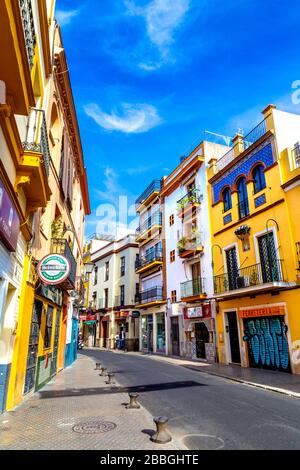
84, 320, 96, 325
131, 311, 140, 318
79, 315, 87, 321
0, 179, 20, 252
115, 311, 129, 320
37, 254, 70, 285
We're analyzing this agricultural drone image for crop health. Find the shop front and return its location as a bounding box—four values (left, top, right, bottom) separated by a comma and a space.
113, 311, 140, 351
23, 283, 63, 394
140, 309, 168, 355
183, 302, 216, 362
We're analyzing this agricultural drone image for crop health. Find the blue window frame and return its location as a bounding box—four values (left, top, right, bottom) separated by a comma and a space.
222, 187, 232, 212
253, 164, 266, 194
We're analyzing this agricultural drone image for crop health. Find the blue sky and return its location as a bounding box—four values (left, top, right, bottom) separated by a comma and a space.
56, 0, 300, 237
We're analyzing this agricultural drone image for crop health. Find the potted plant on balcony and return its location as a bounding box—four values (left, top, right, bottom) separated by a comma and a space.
177, 236, 188, 254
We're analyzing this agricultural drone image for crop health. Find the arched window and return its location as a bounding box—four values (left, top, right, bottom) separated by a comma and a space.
252, 164, 266, 193
237, 177, 249, 219
222, 187, 232, 212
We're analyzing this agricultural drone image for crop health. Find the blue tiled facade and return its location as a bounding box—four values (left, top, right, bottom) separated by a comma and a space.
212, 139, 274, 203
0, 363, 11, 413
254, 193, 267, 208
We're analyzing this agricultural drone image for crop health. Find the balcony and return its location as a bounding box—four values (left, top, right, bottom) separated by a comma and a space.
73, 276, 84, 306
136, 211, 162, 243
114, 296, 125, 309
292, 144, 300, 169
0, 0, 35, 114
214, 259, 287, 298
177, 189, 203, 218
16, 109, 51, 210
135, 250, 163, 274
135, 179, 161, 212
177, 233, 204, 259
51, 238, 76, 290
135, 287, 165, 307
216, 118, 267, 172
180, 278, 206, 301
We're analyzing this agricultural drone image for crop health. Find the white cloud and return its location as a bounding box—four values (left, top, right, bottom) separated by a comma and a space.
56, 9, 80, 26
84, 102, 162, 133
125, 0, 190, 70
125, 165, 154, 175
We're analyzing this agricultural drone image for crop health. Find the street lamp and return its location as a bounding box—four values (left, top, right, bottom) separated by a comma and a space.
84, 262, 94, 275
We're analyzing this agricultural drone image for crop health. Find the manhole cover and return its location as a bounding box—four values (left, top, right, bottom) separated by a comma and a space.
72, 421, 116, 434
183, 434, 224, 450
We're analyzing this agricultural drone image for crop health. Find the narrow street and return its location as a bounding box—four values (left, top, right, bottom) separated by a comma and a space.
81, 350, 300, 450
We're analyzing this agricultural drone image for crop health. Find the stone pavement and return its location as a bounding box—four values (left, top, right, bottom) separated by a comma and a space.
105, 348, 300, 398
0, 355, 183, 450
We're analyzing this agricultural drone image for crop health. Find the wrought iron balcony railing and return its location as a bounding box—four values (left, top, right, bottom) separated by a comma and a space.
177, 233, 204, 256
136, 287, 164, 305
19, 0, 36, 70
114, 296, 125, 308
180, 278, 206, 298
22, 109, 51, 176
135, 250, 163, 271
177, 189, 203, 212
51, 238, 76, 289
216, 118, 267, 172
135, 179, 161, 208
136, 211, 162, 237
214, 259, 284, 295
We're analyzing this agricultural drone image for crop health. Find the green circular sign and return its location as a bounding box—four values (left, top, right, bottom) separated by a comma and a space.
37, 254, 70, 285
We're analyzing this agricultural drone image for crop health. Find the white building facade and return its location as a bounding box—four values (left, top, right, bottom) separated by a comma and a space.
161, 141, 229, 361
90, 234, 139, 351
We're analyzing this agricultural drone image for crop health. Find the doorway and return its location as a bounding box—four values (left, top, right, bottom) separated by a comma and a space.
24, 300, 42, 395
195, 322, 209, 359
226, 311, 241, 364
102, 320, 107, 348
170, 316, 180, 356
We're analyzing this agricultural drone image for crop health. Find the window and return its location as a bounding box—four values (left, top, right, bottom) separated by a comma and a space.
92, 291, 97, 309
252, 164, 266, 194
104, 288, 109, 308
44, 306, 53, 349
93, 266, 98, 285
120, 256, 125, 277
237, 177, 249, 219
105, 262, 109, 281
222, 187, 232, 212
170, 250, 175, 263
169, 214, 174, 226
171, 290, 177, 303
120, 285, 125, 306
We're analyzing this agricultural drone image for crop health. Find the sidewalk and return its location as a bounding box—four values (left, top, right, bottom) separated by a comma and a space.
105, 348, 300, 398
0, 355, 183, 450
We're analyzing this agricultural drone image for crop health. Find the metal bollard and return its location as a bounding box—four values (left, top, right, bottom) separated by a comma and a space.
150, 416, 172, 444
126, 392, 141, 409
106, 372, 115, 384
95, 362, 101, 370
100, 367, 107, 376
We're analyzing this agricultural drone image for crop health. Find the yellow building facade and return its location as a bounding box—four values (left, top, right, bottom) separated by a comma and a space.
207, 104, 300, 374
0, 0, 90, 413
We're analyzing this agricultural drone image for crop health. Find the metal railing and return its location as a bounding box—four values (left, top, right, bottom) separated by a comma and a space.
214, 259, 284, 294
135, 179, 161, 208
216, 118, 267, 172
177, 188, 203, 211
237, 199, 250, 220
136, 211, 162, 236
181, 278, 206, 298
22, 109, 51, 176
51, 238, 76, 289
19, 0, 36, 70
135, 250, 163, 271
292, 144, 300, 169
136, 287, 164, 304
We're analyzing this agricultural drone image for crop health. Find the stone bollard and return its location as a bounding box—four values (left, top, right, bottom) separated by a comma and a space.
95, 362, 101, 370
100, 367, 107, 376
126, 392, 141, 409
150, 416, 172, 444
106, 372, 115, 384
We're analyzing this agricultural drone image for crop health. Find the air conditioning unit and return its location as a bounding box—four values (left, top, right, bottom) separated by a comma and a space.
236, 276, 250, 288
